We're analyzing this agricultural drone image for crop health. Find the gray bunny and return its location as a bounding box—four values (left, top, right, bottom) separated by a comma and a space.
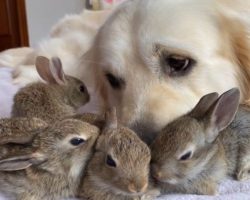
0, 117, 99, 200
12, 56, 89, 123
151, 88, 250, 195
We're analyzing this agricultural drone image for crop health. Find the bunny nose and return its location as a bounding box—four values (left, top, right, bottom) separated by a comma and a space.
153, 171, 163, 180
128, 181, 148, 193
151, 164, 162, 180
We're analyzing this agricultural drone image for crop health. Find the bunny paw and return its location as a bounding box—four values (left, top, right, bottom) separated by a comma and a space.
237, 168, 250, 181
140, 188, 160, 200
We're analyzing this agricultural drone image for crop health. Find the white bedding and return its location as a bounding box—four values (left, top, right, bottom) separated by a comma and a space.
0, 68, 19, 118
0, 67, 250, 199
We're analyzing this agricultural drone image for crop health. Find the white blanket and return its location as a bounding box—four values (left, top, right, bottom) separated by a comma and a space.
0, 67, 250, 199
0, 68, 19, 118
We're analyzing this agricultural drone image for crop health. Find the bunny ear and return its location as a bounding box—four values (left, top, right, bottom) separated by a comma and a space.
204, 88, 240, 143
0, 153, 47, 171
189, 92, 219, 119
104, 107, 118, 130
36, 56, 57, 84
0, 134, 35, 145
49, 57, 66, 85
0, 118, 48, 145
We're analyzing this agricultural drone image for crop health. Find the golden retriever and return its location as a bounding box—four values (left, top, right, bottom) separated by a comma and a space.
5, 0, 250, 143
81, 0, 250, 142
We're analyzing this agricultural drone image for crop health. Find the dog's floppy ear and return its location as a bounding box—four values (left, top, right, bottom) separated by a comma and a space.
227, 21, 250, 103
217, 0, 250, 14
217, 2, 250, 103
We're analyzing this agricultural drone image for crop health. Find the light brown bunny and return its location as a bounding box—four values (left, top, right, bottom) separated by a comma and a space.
150, 88, 248, 195
0, 118, 99, 200
78, 108, 157, 200
12, 56, 89, 123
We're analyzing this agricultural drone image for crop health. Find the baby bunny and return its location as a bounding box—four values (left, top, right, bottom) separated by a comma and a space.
0, 118, 99, 200
12, 56, 89, 122
151, 88, 246, 195
79, 108, 153, 200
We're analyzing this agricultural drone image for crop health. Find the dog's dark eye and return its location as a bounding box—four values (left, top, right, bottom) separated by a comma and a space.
105, 73, 125, 90
70, 138, 85, 146
106, 154, 116, 167
79, 85, 86, 93
167, 56, 189, 71
179, 151, 192, 161
163, 55, 195, 76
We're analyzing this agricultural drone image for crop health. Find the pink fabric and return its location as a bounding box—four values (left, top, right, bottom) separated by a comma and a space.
100, 0, 127, 9
104, 0, 113, 3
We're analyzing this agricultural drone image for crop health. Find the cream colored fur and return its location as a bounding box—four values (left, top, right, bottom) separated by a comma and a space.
0, 47, 34, 68
82, 0, 250, 137
3, 0, 250, 138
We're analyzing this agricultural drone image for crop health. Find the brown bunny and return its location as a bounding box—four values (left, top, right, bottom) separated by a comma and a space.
78, 108, 155, 200
150, 88, 248, 195
0, 118, 99, 200
12, 56, 89, 123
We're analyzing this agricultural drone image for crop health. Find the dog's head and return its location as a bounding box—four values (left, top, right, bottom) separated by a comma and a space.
82, 0, 250, 142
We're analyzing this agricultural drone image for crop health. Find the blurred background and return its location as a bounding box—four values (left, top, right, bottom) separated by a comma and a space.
26, 0, 85, 47
0, 0, 124, 51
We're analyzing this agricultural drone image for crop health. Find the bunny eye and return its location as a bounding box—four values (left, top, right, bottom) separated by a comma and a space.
70, 138, 85, 146
79, 85, 86, 93
179, 151, 192, 161
106, 155, 117, 167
